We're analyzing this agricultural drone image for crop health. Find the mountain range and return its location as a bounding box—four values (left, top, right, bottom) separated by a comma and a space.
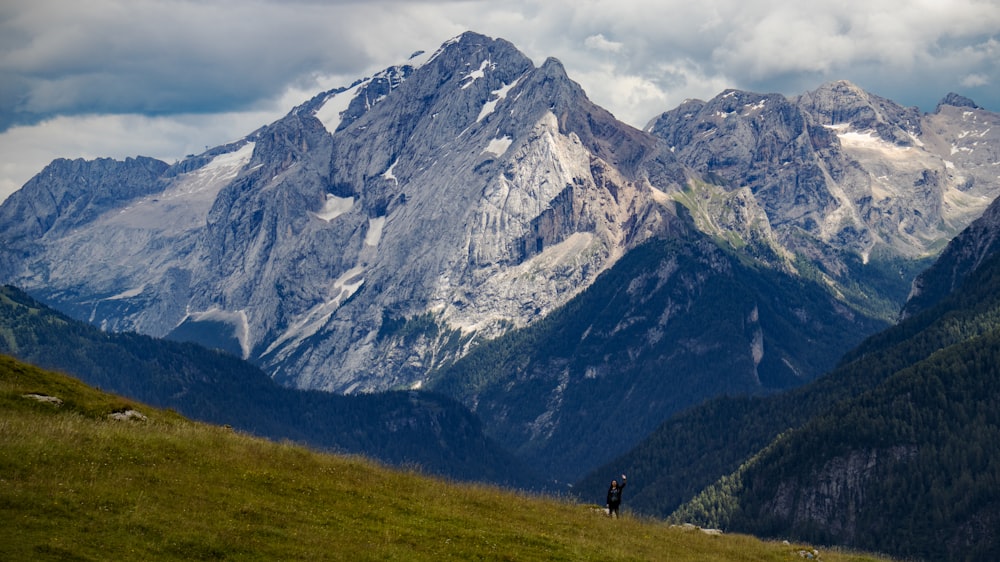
2, 31, 1000, 558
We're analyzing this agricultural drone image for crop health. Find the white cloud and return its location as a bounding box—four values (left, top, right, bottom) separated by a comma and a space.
584, 34, 625, 54
572, 59, 732, 128
1, 0, 998, 202
962, 73, 990, 88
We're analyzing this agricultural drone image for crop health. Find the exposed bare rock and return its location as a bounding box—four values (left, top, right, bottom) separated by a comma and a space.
647, 81, 1000, 308
22, 393, 63, 406
0, 32, 682, 394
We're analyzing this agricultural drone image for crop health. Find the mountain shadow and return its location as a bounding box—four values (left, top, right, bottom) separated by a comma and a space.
430, 225, 887, 484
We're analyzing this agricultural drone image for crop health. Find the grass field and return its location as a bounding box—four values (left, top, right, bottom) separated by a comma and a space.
1, 354, 894, 561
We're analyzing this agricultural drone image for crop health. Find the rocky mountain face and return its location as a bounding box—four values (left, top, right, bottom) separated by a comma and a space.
0, 156, 169, 275
0, 32, 682, 395
0, 156, 169, 241
1, 32, 999, 488
426, 77, 1000, 482
647, 80, 1000, 318
902, 187, 1000, 318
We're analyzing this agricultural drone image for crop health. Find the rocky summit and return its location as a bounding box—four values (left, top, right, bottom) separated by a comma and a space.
647, 80, 1000, 282
0, 32, 684, 394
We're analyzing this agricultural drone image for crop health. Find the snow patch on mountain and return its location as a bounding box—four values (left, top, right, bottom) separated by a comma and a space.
118, 142, 254, 229
461, 59, 492, 90
331, 266, 366, 306
483, 136, 513, 156
203, 142, 255, 173
383, 159, 399, 184
108, 286, 146, 300
477, 76, 523, 122
316, 81, 369, 135
365, 217, 386, 247
743, 100, 767, 115
835, 129, 915, 161
314, 193, 354, 222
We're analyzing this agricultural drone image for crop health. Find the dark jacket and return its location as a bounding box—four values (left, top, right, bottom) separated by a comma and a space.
607, 479, 626, 507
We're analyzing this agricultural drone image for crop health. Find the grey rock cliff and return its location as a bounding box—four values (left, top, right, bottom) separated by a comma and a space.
764, 446, 918, 542
0, 156, 169, 242
0, 32, 683, 393
646, 81, 1000, 318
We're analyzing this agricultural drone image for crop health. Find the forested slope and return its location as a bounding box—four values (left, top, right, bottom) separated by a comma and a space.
669, 235, 1000, 560
578, 200, 1000, 562
430, 234, 885, 483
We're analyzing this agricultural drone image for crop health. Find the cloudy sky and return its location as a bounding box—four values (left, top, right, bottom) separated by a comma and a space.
2, 0, 998, 202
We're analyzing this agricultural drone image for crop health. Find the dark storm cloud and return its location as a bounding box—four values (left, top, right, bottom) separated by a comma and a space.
0, 0, 376, 130
4, 0, 998, 129
2, 0, 998, 201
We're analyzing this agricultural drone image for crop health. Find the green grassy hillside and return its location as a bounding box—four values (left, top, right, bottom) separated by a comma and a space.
1, 354, 892, 561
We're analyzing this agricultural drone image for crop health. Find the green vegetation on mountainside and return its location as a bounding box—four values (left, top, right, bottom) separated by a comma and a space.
582, 232, 1000, 544
1, 355, 893, 561
661, 248, 1000, 560
689, 331, 1000, 560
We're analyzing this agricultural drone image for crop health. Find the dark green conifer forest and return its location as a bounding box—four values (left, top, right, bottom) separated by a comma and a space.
596, 241, 1000, 560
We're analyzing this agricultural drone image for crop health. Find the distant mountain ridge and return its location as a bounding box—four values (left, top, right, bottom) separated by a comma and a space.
647, 79, 1000, 318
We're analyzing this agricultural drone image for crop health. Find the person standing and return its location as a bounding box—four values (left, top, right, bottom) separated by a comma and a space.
606, 473, 627, 518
